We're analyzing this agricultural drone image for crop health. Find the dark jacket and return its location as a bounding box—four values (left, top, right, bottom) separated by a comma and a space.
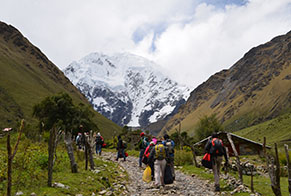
117, 138, 125, 150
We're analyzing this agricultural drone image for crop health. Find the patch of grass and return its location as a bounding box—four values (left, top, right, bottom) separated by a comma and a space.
235, 112, 291, 147
0, 134, 127, 196
181, 162, 290, 196
127, 150, 139, 157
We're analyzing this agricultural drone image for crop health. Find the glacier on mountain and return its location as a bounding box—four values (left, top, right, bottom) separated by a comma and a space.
64, 52, 190, 127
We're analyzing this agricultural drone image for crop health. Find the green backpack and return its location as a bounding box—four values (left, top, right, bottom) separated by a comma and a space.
155, 144, 166, 160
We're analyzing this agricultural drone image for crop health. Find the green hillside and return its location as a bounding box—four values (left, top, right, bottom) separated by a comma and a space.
160, 30, 291, 137
0, 21, 121, 138
235, 112, 291, 147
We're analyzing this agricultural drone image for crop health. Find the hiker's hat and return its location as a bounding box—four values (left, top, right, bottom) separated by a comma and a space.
140, 132, 145, 137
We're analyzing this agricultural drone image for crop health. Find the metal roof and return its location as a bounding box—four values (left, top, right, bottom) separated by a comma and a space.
193, 131, 271, 149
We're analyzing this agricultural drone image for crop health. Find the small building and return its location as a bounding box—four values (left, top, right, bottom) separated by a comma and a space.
193, 132, 271, 156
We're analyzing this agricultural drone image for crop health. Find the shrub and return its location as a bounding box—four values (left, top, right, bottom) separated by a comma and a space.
195, 114, 223, 141
37, 153, 48, 169
174, 150, 193, 166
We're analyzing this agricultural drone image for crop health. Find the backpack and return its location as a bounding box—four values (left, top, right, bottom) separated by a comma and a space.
209, 138, 224, 156
122, 141, 127, 149
95, 136, 103, 145
201, 153, 212, 169
76, 135, 82, 144
164, 164, 174, 184
142, 144, 154, 164
155, 144, 166, 160
165, 139, 174, 154
140, 137, 148, 149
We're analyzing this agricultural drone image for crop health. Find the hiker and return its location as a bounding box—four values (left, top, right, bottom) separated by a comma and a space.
95, 132, 104, 155
152, 136, 157, 145
143, 141, 156, 180
204, 132, 228, 192
162, 134, 175, 180
116, 136, 126, 161
138, 132, 149, 167
148, 138, 169, 187
76, 133, 82, 149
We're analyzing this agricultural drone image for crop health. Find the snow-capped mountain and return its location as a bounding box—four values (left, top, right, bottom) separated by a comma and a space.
64, 52, 190, 127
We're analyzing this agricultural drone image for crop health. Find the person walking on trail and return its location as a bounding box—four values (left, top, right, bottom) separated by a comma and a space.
148, 138, 169, 188
76, 133, 82, 150
95, 132, 104, 155
138, 132, 149, 167
143, 141, 156, 180
116, 136, 126, 161
204, 132, 228, 192
162, 134, 175, 180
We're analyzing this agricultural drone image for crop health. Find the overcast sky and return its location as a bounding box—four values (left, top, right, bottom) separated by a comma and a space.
1, 0, 291, 88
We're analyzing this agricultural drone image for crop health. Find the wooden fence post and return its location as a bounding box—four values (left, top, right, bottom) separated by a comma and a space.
251, 166, 254, 193
284, 144, 291, 195
227, 133, 243, 184
265, 143, 281, 196
6, 120, 24, 196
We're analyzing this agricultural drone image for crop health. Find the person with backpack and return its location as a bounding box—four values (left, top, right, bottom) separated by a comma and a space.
204, 132, 228, 192
76, 133, 82, 150
162, 134, 175, 180
95, 132, 104, 155
116, 135, 126, 161
148, 138, 169, 188
143, 141, 156, 180
138, 132, 149, 167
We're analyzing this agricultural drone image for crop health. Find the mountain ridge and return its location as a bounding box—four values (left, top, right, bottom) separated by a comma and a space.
160, 30, 291, 137
64, 52, 190, 128
0, 21, 121, 138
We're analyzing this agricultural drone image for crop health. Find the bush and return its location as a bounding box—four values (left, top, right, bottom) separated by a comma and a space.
37, 153, 48, 169
195, 114, 223, 141
174, 150, 193, 166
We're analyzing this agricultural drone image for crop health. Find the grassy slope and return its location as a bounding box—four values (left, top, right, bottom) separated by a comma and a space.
165, 63, 291, 138
0, 22, 121, 138
234, 112, 291, 147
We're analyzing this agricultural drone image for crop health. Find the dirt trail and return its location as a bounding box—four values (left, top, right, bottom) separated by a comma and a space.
101, 152, 217, 196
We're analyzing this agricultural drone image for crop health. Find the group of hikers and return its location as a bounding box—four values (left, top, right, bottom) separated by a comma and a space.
75, 130, 228, 192
75, 132, 105, 155
138, 132, 175, 188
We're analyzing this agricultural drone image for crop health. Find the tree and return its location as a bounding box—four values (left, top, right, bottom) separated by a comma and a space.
195, 114, 223, 141
33, 93, 96, 179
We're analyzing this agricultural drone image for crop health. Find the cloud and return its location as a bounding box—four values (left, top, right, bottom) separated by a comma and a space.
0, 0, 290, 88
136, 0, 291, 88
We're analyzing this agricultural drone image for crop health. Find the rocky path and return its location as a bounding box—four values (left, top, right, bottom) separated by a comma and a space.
100, 152, 217, 196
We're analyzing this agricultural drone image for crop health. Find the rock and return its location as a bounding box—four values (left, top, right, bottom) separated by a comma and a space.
93, 169, 102, 174
15, 191, 24, 196
53, 182, 69, 189
30, 193, 37, 196
105, 191, 113, 196
99, 190, 107, 195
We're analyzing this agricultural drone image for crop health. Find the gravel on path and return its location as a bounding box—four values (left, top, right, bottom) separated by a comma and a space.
100, 152, 218, 196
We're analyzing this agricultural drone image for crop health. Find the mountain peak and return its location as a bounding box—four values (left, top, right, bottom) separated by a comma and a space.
64, 52, 190, 127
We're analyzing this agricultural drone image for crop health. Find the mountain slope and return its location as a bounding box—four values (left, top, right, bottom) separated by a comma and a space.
161, 30, 291, 137
64, 52, 190, 128
0, 21, 121, 138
